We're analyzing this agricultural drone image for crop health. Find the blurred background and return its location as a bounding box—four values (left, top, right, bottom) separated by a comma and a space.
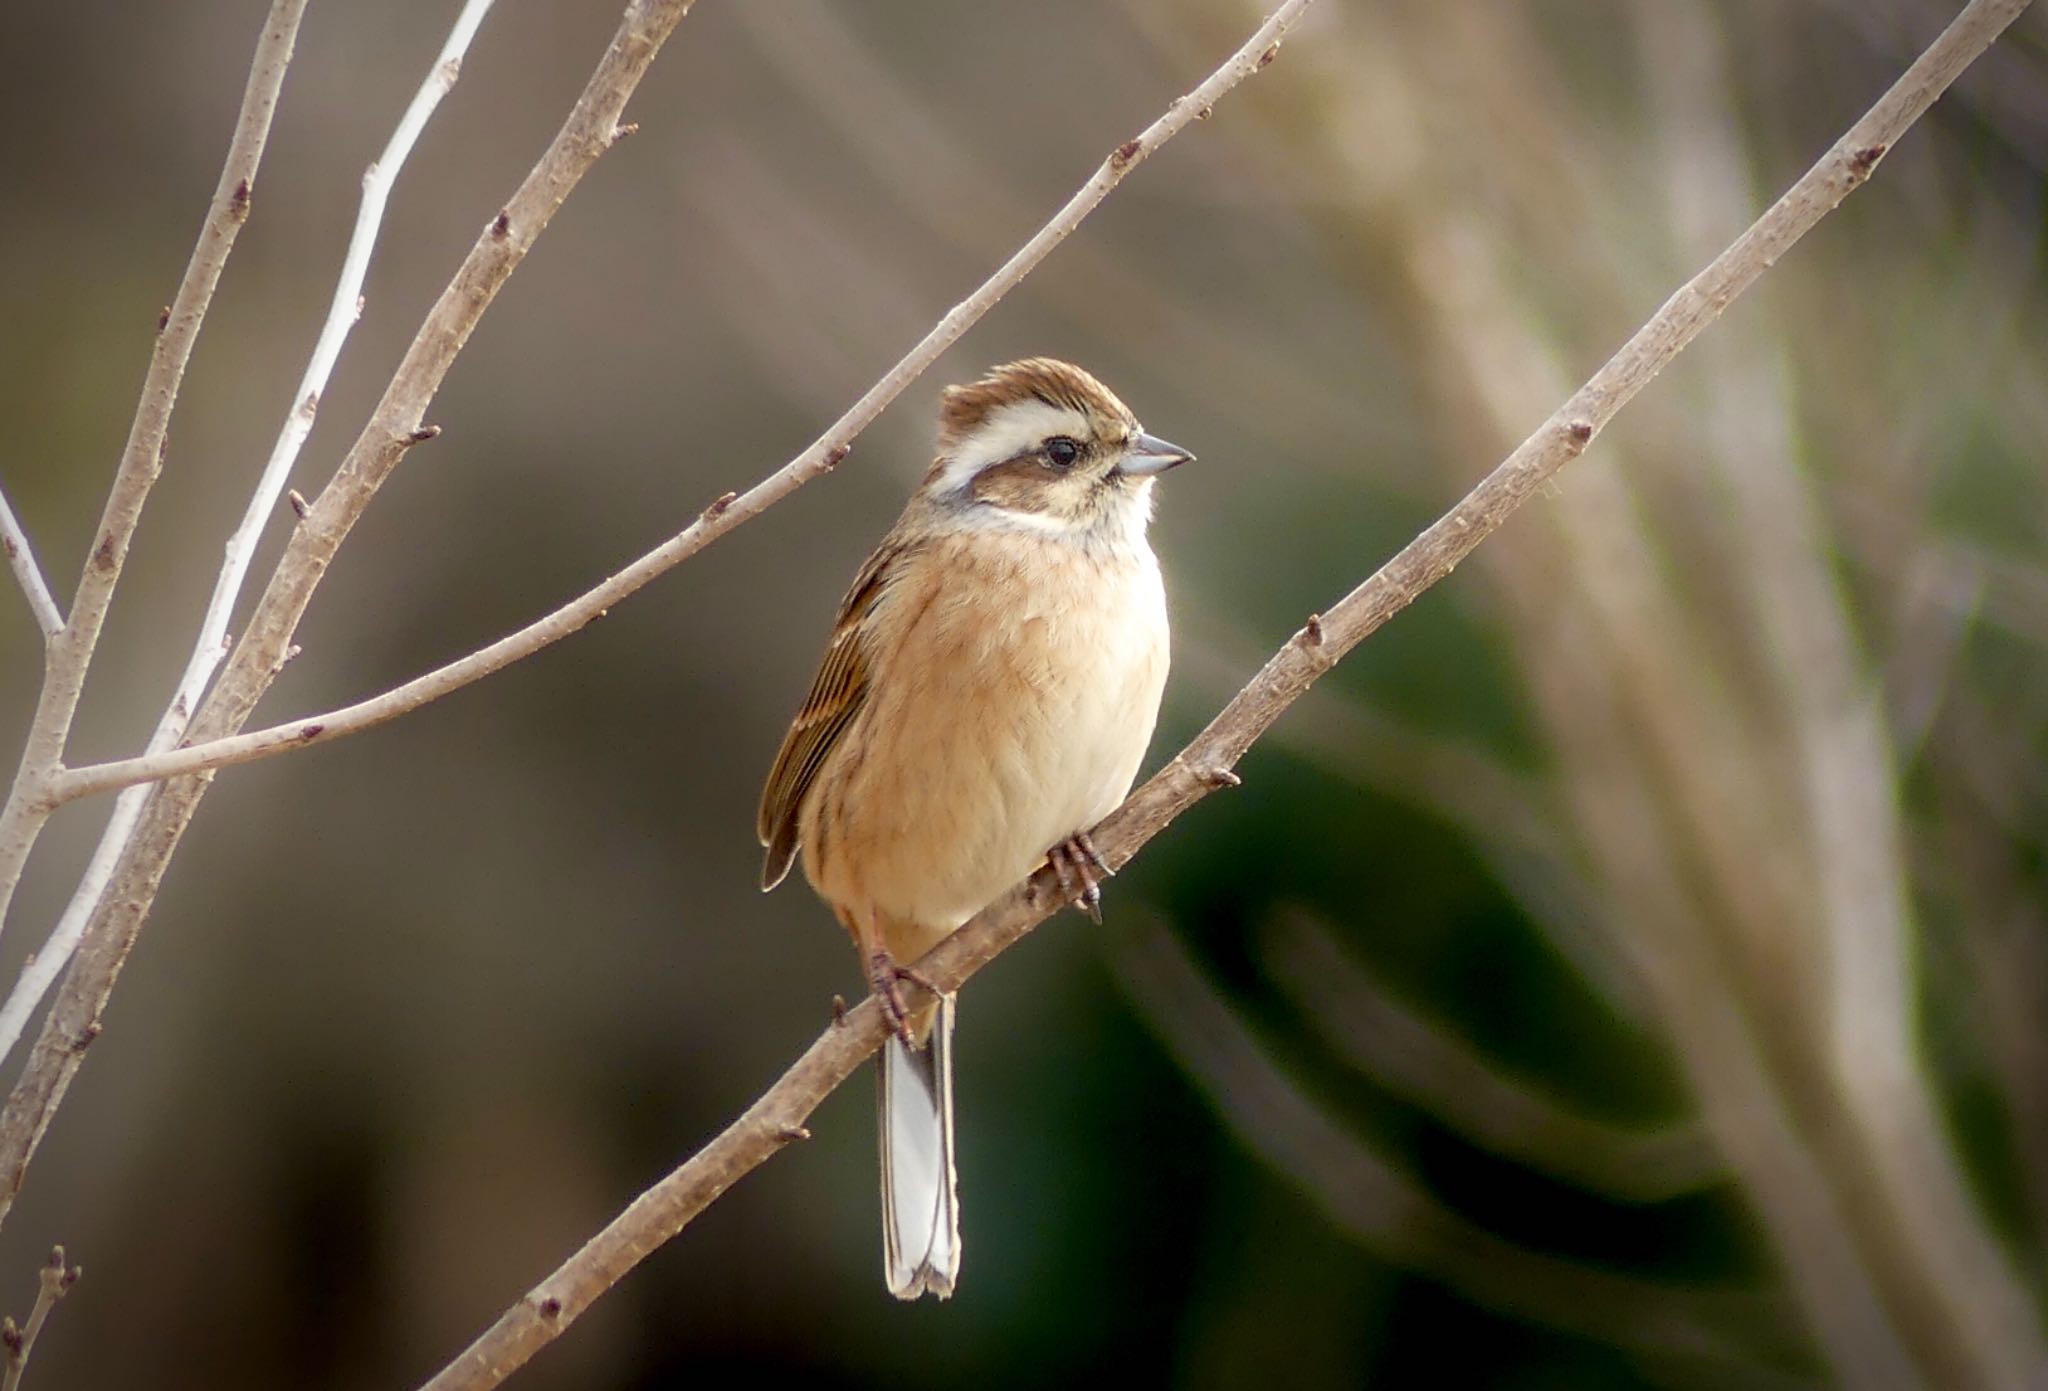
1, 0, 2045, 1385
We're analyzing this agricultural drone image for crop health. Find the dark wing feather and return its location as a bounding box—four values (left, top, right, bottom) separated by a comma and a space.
757, 542, 906, 890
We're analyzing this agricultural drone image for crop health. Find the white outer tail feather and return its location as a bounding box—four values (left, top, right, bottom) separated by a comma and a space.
879, 993, 960, 1299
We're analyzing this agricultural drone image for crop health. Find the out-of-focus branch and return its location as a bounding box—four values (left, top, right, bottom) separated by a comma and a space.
0, 0, 502, 1080
1112, 922, 1800, 1376
1264, 913, 1722, 1203
1176, 620, 1641, 1011
0, 1247, 79, 1391
0, 0, 305, 945
1639, 7, 2048, 1382
413, 12, 2017, 1381
0, 489, 60, 640
38, 0, 1321, 815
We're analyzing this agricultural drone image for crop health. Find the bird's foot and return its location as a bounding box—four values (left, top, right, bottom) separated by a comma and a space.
1046, 831, 1112, 924
866, 949, 938, 1047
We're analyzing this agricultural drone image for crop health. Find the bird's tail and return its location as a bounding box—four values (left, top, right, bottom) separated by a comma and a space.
878, 992, 960, 1299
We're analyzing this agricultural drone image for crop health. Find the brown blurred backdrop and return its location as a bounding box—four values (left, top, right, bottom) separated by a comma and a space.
1, 1, 2045, 1386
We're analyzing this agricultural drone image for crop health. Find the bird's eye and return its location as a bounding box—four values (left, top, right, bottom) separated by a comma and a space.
1044, 436, 1082, 468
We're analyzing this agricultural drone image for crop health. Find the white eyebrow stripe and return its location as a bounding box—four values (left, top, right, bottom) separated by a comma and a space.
930, 399, 1092, 495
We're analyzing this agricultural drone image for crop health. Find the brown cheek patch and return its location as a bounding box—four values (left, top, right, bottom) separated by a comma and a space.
970, 456, 1058, 514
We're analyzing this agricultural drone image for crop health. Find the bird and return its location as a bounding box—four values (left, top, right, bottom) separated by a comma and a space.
757, 357, 1190, 1300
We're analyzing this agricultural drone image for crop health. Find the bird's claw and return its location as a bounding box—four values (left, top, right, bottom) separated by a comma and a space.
867, 950, 937, 1047
1047, 832, 1111, 924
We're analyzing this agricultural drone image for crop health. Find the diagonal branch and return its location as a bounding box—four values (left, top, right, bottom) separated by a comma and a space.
0, 488, 61, 641
416, 4, 2031, 1385
45, 0, 1322, 811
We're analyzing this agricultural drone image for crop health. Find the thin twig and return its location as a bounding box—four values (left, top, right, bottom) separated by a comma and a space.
0, 488, 61, 640
0, 0, 500, 1077
414, 7, 2025, 1385
0, 1246, 80, 1391
39, 0, 1321, 811
0, 0, 305, 950
0, 0, 716, 1237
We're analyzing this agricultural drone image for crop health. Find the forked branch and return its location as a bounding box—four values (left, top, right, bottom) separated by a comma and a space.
0, 0, 502, 1084
0, 1247, 79, 1391
0, 0, 306, 945
47, 0, 1323, 809
419, 2, 2034, 1386
0, 0, 1320, 1243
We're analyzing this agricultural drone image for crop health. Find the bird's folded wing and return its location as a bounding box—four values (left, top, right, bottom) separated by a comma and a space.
756, 539, 910, 889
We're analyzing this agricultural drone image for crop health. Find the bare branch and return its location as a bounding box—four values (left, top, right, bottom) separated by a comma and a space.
0, 0, 723, 1239
40, 0, 1322, 813
0, 0, 502, 1077
0, 1246, 79, 1391
0, 488, 60, 640
414, 6, 2027, 1384
0, 0, 305, 950
159, 0, 501, 763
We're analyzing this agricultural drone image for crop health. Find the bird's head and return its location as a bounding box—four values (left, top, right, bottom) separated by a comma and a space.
921, 358, 1192, 543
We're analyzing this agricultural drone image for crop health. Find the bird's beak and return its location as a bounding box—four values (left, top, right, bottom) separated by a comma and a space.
1120, 432, 1195, 476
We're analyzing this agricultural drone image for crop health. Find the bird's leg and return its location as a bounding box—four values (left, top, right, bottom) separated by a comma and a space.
842, 907, 931, 1047
865, 947, 940, 1048
1046, 831, 1111, 924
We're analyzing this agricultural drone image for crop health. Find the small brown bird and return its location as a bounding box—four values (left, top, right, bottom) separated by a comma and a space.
758, 358, 1190, 1300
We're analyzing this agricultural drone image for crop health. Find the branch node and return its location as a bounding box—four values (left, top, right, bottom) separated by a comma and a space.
1197, 763, 1243, 790
1109, 138, 1143, 172
1197, 104, 1214, 120
821, 443, 851, 471
776, 1125, 812, 1144
699, 491, 739, 523
286, 490, 309, 520
1849, 143, 1889, 180
1258, 42, 1281, 68
297, 723, 324, 742
1304, 612, 1325, 646
1564, 419, 1594, 448
229, 177, 252, 221
609, 122, 640, 146
1, 1319, 18, 1357
71, 1022, 100, 1054
490, 209, 512, 239
830, 994, 848, 1027
155, 305, 170, 334
92, 533, 117, 574
536, 1295, 561, 1320
404, 424, 443, 447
